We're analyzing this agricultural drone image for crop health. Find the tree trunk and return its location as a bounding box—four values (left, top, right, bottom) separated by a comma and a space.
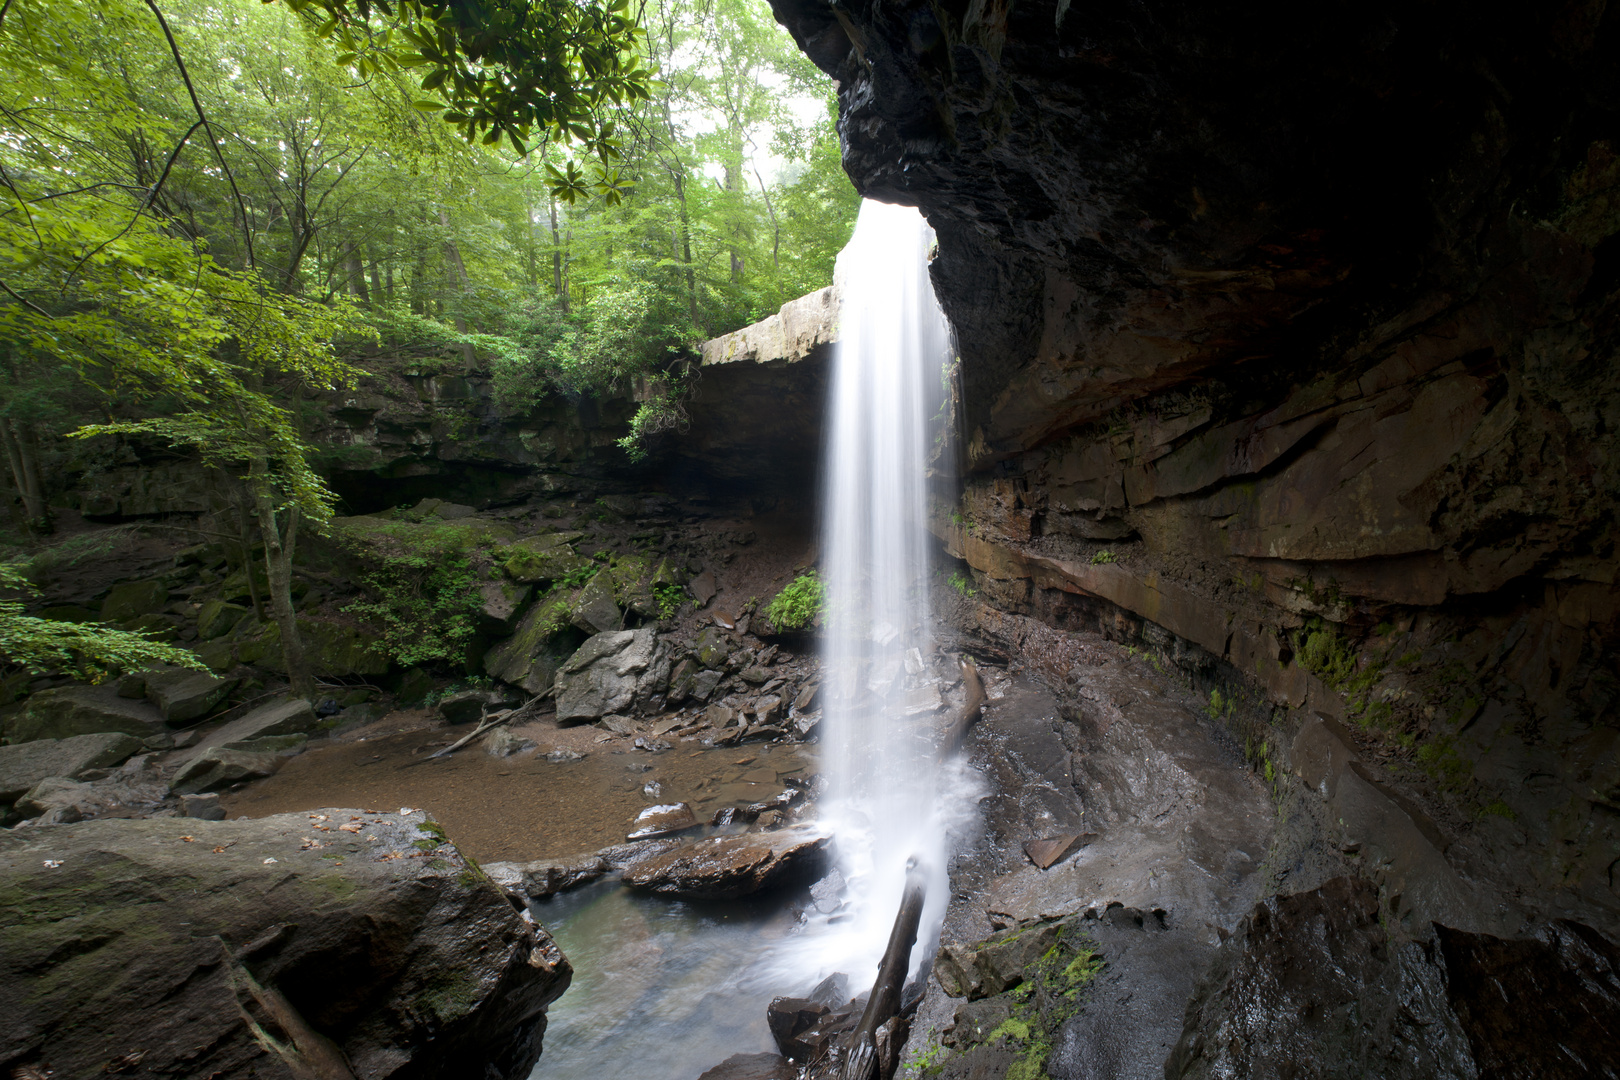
670, 169, 698, 325
344, 240, 370, 304
549, 197, 568, 313
249, 456, 312, 700
0, 418, 50, 534
725, 163, 744, 283
754, 165, 781, 271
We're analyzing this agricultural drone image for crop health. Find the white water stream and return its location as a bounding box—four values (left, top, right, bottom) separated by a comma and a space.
784, 198, 977, 994
536, 200, 973, 1077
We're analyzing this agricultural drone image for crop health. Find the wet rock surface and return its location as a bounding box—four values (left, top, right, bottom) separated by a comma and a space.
622, 825, 831, 900
900, 644, 1276, 1080
0, 809, 570, 1080
1168, 875, 1620, 1080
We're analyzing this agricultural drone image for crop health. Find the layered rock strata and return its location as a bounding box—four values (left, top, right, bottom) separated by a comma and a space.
764, 0, 1620, 950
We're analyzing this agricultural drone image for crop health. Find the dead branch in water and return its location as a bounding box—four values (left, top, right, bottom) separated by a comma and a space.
840, 861, 928, 1080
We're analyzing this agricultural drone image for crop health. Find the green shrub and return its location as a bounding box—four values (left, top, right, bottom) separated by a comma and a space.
653, 582, 686, 619
947, 570, 977, 597
0, 563, 205, 683
1089, 550, 1116, 565
766, 573, 825, 631
333, 519, 489, 667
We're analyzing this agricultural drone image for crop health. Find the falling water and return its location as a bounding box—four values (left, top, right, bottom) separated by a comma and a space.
804, 198, 972, 992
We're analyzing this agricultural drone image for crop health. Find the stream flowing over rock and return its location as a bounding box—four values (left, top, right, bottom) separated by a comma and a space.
0, 809, 570, 1080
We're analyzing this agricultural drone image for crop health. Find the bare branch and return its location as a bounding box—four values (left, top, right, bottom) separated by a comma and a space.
142, 0, 257, 269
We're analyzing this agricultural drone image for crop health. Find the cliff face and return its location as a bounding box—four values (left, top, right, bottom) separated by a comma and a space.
771, 0, 1620, 938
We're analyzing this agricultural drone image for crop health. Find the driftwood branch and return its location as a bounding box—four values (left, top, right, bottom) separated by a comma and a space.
841, 861, 928, 1080
424, 687, 554, 761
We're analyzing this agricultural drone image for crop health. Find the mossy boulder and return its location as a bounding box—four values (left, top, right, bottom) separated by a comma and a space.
484, 594, 578, 694
195, 599, 249, 640
694, 626, 736, 669
478, 579, 532, 633
569, 571, 622, 634
502, 533, 589, 584
98, 580, 168, 623
0, 811, 571, 1078
240, 618, 389, 677
4, 684, 168, 744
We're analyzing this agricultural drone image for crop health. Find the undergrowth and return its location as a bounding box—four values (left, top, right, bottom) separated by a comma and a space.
334, 518, 491, 667
766, 572, 825, 631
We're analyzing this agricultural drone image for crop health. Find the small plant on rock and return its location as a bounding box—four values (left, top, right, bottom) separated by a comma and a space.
947, 570, 977, 597
653, 583, 687, 619
1089, 550, 1116, 565
766, 573, 825, 632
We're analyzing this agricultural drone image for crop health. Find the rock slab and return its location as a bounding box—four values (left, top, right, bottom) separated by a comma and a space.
0, 733, 142, 802
0, 810, 571, 1080
622, 826, 831, 900
4, 683, 168, 744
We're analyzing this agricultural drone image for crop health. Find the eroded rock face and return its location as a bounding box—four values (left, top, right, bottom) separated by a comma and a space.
768, 0, 1620, 939
0, 810, 571, 1080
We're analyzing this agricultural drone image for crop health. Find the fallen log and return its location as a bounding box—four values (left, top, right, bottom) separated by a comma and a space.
424, 686, 553, 761
840, 860, 928, 1080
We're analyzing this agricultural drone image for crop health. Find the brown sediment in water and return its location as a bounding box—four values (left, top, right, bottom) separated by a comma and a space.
219, 712, 818, 864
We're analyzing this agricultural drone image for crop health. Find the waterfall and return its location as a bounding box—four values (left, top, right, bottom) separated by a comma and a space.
806, 198, 970, 991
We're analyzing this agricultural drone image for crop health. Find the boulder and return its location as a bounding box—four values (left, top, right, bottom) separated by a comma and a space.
0, 733, 143, 802
193, 639, 235, 672
479, 579, 532, 632
99, 580, 168, 623
4, 683, 168, 744
622, 825, 831, 900
1166, 876, 1620, 1079
173, 696, 318, 783
697, 1053, 796, 1080
438, 689, 518, 725
484, 595, 574, 694
180, 792, 227, 819
0, 810, 571, 1079
170, 746, 285, 794
502, 533, 589, 583
626, 802, 700, 841
485, 729, 537, 757
935, 917, 1076, 1001
195, 599, 249, 640
694, 626, 734, 668
13, 754, 168, 824
144, 667, 238, 723
568, 571, 622, 634
689, 570, 717, 607
484, 853, 612, 899
554, 629, 669, 724
691, 669, 724, 702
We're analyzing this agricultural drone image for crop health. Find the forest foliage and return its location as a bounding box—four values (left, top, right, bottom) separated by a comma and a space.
0, 0, 857, 686
0, 0, 858, 521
